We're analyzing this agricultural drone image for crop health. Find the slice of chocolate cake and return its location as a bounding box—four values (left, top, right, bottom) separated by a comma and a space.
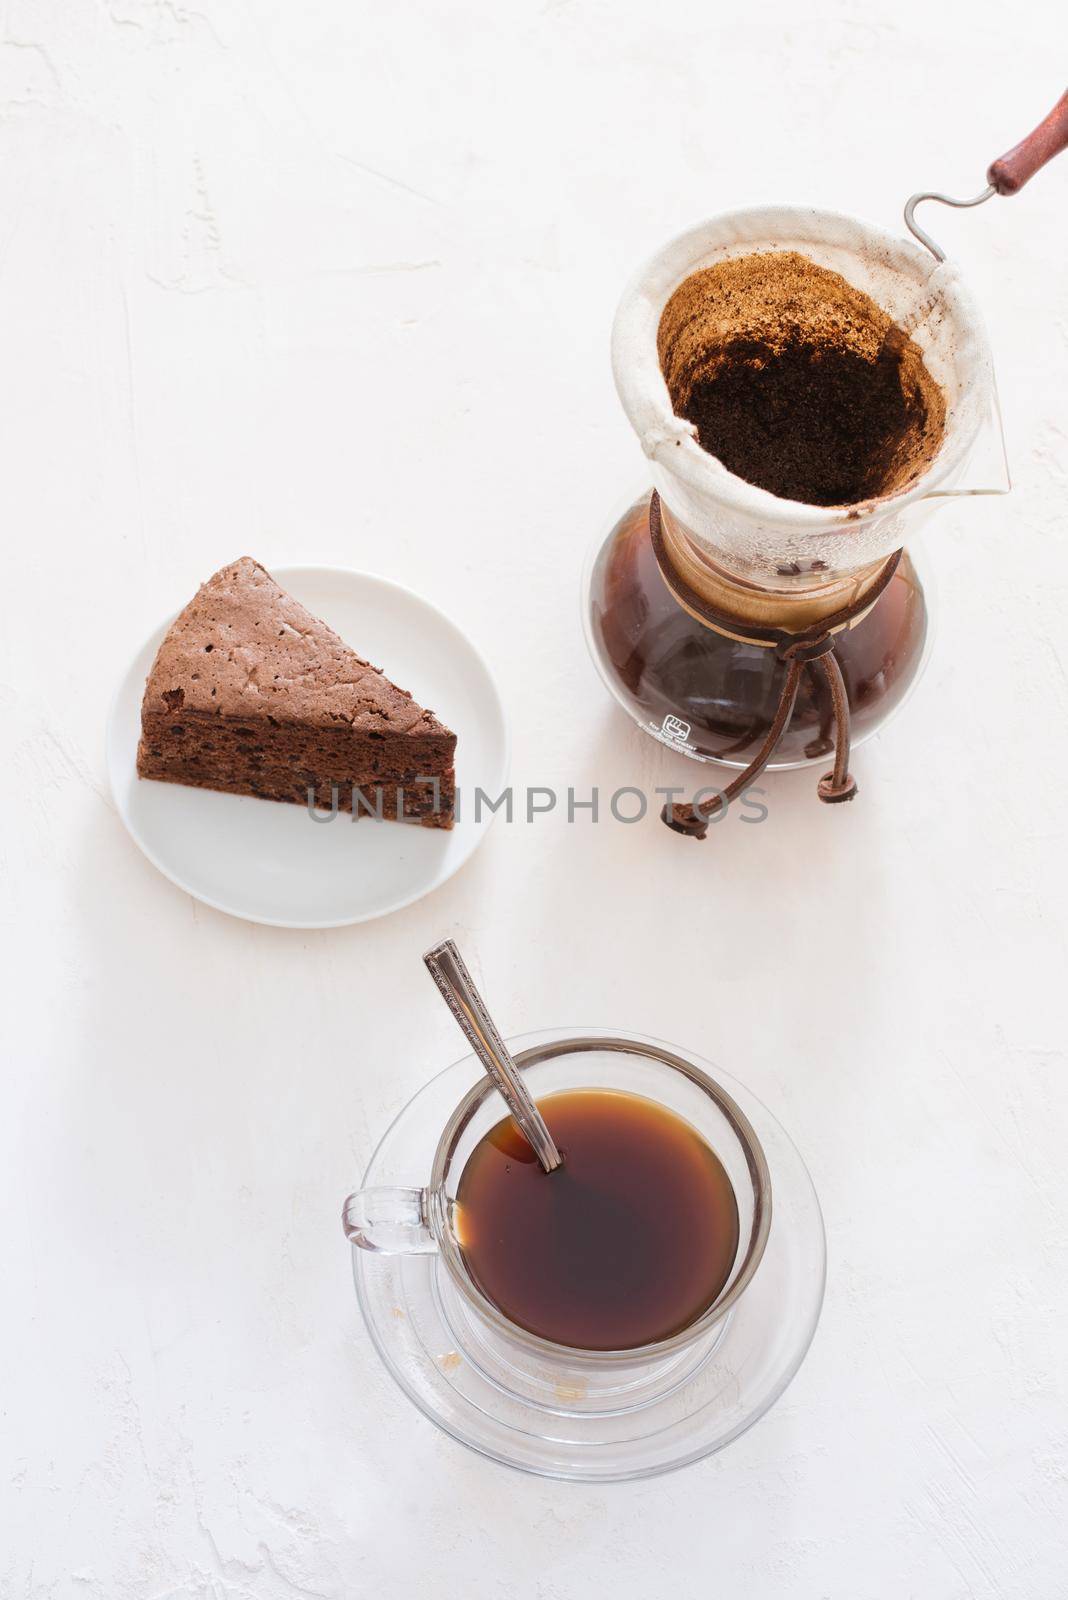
137, 559, 456, 827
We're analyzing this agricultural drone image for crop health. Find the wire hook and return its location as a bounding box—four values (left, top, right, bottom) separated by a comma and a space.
903, 185, 995, 262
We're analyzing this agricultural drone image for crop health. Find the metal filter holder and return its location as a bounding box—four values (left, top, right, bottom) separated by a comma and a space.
902, 89, 1068, 502
905, 87, 1068, 261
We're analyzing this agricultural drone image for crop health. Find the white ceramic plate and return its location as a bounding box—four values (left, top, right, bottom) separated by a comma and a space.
107, 567, 509, 928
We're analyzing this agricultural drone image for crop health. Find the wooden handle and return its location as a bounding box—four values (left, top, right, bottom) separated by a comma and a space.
987, 88, 1068, 195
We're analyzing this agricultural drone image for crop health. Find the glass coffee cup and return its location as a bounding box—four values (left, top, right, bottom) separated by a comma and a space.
343, 1034, 771, 1405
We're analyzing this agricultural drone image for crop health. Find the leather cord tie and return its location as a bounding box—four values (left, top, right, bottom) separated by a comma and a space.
647, 492, 903, 840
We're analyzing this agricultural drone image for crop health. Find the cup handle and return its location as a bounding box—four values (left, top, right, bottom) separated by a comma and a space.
342, 1186, 437, 1254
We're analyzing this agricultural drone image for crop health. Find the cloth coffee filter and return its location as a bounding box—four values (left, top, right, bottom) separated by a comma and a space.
612, 205, 994, 583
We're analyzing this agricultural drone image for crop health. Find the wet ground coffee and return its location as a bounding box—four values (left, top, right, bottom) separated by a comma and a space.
657, 250, 945, 507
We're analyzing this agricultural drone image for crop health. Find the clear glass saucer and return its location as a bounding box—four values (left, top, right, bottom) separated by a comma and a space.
349, 1028, 826, 1482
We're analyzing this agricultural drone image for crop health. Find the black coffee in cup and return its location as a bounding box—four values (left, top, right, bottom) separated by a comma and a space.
455, 1088, 739, 1351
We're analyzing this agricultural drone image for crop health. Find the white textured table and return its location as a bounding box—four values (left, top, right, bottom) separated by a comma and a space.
2, 3, 1066, 1595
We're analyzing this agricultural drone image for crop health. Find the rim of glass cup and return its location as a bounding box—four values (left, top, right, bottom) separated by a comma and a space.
425, 1032, 773, 1365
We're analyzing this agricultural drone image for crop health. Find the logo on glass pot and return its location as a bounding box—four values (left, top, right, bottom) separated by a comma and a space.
659, 714, 692, 743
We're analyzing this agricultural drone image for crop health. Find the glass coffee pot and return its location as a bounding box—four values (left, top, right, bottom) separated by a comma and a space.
584, 93, 1068, 836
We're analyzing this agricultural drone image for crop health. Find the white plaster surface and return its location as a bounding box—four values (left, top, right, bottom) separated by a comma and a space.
2, 2, 1066, 1595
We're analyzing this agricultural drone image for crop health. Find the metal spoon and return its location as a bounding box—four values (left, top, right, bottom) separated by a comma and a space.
423, 939, 563, 1173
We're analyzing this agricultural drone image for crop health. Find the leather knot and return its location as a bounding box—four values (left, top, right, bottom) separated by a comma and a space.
818, 772, 858, 804
661, 804, 710, 839
777, 633, 835, 665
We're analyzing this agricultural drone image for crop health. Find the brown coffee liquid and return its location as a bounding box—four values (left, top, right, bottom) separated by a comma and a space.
588, 495, 927, 766
455, 1089, 740, 1351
